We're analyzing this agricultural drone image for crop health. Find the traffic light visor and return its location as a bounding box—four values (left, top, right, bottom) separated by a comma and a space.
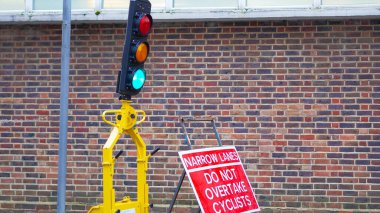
135, 42, 149, 63
138, 14, 152, 36
132, 69, 146, 90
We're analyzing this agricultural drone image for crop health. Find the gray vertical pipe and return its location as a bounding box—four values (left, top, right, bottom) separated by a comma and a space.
57, 0, 71, 212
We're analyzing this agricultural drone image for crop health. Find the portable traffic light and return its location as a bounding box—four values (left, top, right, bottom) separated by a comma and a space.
117, 0, 152, 99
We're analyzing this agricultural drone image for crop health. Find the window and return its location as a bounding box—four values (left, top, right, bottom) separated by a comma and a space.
247, 0, 313, 7
323, 0, 380, 6
151, 0, 166, 8
174, 0, 237, 8
103, 0, 129, 9
103, 0, 165, 9
33, 0, 94, 10
0, 0, 24, 11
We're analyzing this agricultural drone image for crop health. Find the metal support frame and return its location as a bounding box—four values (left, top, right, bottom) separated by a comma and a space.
57, 0, 71, 212
167, 116, 222, 213
89, 100, 158, 213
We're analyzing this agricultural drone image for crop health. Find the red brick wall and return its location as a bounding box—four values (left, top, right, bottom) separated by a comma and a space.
0, 19, 380, 212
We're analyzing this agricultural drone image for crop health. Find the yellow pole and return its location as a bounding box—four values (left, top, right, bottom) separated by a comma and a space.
127, 127, 149, 213
103, 127, 121, 211
88, 101, 149, 213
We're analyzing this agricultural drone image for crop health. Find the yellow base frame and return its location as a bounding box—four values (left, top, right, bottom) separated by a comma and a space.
89, 100, 152, 213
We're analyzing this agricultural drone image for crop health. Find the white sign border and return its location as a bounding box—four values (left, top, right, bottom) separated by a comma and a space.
179, 146, 261, 213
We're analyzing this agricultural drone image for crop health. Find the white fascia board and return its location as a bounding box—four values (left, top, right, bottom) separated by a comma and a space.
154, 7, 380, 22
0, 6, 379, 23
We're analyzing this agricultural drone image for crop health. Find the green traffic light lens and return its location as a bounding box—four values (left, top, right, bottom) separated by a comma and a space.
132, 69, 146, 90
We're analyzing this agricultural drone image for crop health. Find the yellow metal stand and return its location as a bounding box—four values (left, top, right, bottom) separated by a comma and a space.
89, 100, 154, 213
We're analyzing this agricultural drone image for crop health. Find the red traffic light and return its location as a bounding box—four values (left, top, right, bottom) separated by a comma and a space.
136, 14, 152, 37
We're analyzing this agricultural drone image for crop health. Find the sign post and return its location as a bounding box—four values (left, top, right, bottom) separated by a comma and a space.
179, 146, 260, 213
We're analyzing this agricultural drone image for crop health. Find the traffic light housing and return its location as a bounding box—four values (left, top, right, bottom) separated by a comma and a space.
117, 0, 152, 99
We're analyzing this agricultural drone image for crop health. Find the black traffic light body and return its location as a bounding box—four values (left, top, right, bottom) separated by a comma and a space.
117, 0, 152, 99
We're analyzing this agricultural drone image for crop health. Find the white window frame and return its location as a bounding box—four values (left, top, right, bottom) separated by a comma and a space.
238, 0, 246, 9
314, 0, 322, 8
245, 0, 315, 9
25, 0, 33, 13
0, 0, 379, 23
95, 0, 102, 11
166, 0, 174, 11
321, 0, 380, 7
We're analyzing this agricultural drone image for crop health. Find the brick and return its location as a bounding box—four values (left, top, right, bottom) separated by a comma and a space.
1, 19, 380, 213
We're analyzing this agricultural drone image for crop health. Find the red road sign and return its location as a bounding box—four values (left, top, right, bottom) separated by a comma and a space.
179, 146, 260, 213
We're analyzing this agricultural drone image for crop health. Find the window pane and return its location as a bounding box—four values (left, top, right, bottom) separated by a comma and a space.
103, 0, 130, 9
0, 0, 24, 10
34, 0, 94, 10
323, 0, 380, 5
247, 0, 313, 7
151, 0, 165, 8
103, 0, 165, 9
175, 0, 237, 8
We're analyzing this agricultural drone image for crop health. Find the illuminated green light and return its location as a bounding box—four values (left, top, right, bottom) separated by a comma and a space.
132, 69, 146, 90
